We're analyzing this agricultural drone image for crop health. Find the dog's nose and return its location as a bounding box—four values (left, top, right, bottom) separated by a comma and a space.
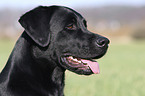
96, 37, 110, 47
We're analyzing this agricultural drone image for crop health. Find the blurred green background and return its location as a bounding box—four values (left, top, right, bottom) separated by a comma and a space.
0, 0, 145, 96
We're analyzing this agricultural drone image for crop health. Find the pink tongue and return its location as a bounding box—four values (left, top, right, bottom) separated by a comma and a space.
81, 59, 100, 74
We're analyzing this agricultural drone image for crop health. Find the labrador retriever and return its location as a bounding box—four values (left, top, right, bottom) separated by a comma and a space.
0, 5, 109, 96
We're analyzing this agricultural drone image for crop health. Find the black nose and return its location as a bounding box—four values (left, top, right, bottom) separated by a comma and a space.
96, 37, 110, 47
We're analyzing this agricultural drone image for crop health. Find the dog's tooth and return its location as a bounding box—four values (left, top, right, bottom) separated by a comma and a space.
73, 58, 78, 62
69, 56, 73, 60
78, 61, 82, 63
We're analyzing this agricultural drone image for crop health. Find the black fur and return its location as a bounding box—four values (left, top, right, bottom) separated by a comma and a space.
0, 5, 109, 96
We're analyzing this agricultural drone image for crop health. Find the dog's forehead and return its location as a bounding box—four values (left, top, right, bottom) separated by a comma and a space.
49, 6, 85, 32
63, 7, 83, 18
52, 6, 84, 21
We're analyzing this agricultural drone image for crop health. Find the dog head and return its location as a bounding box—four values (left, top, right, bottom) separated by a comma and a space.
19, 5, 109, 75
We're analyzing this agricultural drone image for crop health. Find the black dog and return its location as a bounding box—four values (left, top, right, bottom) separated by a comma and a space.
0, 5, 109, 96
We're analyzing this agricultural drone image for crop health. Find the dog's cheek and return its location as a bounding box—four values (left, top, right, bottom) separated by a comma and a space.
55, 33, 71, 53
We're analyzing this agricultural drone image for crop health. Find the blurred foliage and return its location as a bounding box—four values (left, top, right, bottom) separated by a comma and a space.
0, 5, 145, 41
132, 28, 145, 40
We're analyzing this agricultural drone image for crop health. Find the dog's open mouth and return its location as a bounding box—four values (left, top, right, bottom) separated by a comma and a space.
62, 56, 100, 74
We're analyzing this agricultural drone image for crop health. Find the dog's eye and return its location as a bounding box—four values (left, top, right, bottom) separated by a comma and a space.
66, 23, 75, 30
67, 24, 73, 29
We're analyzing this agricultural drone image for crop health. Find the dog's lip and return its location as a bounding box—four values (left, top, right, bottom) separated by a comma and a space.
61, 53, 102, 60
61, 56, 89, 68
61, 56, 100, 74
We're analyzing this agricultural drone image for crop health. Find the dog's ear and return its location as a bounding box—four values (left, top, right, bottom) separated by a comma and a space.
19, 6, 55, 47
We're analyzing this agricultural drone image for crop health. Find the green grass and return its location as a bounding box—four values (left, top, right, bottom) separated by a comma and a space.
65, 41, 145, 96
0, 40, 15, 71
0, 40, 145, 96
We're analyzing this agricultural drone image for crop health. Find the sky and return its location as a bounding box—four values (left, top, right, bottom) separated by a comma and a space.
1, 0, 145, 9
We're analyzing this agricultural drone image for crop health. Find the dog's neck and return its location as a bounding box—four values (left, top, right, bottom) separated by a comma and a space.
1, 33, 65, 96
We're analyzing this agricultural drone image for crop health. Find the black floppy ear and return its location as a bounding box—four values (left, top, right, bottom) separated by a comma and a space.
19, 6, 54, 47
